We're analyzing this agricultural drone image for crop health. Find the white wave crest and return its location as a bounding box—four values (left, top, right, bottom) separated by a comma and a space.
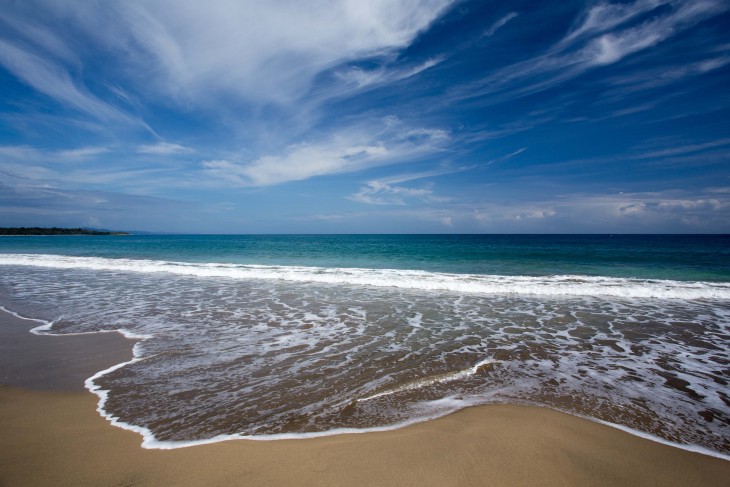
1, 253, 729, 300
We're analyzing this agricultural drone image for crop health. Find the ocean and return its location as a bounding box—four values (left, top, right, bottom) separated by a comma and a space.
0, 234, 728, 455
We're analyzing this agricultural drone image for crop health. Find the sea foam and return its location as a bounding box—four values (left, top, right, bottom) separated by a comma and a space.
1, 253, 728, 300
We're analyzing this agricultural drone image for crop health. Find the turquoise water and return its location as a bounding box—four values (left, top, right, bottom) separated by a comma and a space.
2, 234, 729, 280
0, 234, 729, 455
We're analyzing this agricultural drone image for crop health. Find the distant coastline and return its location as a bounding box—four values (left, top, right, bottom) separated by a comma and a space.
0, 227, 129, 236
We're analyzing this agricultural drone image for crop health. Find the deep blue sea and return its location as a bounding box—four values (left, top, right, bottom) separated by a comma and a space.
1, 234, 729, 455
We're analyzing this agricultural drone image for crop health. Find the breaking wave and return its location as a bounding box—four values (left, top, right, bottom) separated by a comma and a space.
1, 253, 728, 300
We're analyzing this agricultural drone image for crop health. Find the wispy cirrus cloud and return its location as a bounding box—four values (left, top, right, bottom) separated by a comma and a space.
0, 145, 48, 162
630, 138, 730, 159
483, 147, 527, 167
56, 147, 111, 159
201, 142, 389, 187
0, 143, 182, 191
0, 0, 458, 163
30, 0, 456, 107
560, 0, 667, 45
138, 142, 195, 155
346, 163, 471, 205
482, 12, 519, 38
0, 38, 146, 128
604, 55, 730, 94
454, 0, 728, 102
377, 165, 474, 185
332, 57, 444, 93
0, 144, 110, 163
347, 180, 448, 205
201, 119, 450, 186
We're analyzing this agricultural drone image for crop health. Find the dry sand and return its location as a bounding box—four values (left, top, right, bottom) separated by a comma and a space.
1, 308, 729, 486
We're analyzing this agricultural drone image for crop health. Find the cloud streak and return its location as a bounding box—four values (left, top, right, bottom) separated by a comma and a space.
347, 180, 448, 205
453, 0, 728, 103
138, 142, 195, 155
560, 0, 668, 45
482, 12, 519, 38
0, 144, 110, 163
0, 39, 133, 122
332, 57, 444, 93
201, 119, 450, 186
35, 0, 456, 107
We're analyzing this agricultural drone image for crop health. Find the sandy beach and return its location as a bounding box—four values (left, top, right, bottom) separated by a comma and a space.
1, 308, 729, 486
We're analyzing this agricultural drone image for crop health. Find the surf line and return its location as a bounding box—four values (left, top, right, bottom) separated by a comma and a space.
0, 304, 158, 445
3, 253, 730, 300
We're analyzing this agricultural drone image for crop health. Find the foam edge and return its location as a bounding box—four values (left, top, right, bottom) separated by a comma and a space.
2, 305, 729, 460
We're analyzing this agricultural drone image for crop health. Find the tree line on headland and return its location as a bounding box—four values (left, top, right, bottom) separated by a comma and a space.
0, 227, 129, 235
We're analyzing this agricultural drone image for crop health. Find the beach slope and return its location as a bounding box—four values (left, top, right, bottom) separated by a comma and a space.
1, 309, 728, 486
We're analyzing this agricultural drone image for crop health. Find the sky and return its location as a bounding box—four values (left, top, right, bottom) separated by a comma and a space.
1, 0, 729, 234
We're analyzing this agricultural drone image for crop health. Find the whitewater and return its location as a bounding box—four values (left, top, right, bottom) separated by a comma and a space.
0, 235, 728, 457
2, 253, 729, 300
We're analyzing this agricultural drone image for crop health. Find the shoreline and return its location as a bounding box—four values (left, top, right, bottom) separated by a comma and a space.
3, 306, 728, 458
1, 307, 729, 485
3, 388, 730, 486
0, 307, 137, 392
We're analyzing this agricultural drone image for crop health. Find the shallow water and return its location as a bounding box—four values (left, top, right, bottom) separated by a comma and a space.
0, 235, 728, 454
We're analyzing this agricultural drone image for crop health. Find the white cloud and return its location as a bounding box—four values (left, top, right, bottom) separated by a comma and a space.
631, 138, 730, 159
483, 12, 519, 37
587, 29, 664, 66
483, 147, 527, 166
576, 0, 725, 67
37, 0, 456, 106
579, 0, 725, 67
0, 145, 44, 161
454, 0, 727, 102
0, 163, 59, 182
377, 165, 473, 185
0, 9, 78, 64
561, 0, 668, 45
0, 38, 135, 123
138, 142, 195, 155
57, 147, 111, 159
333, 57, 444, 92
348, 180, 448, 205
604, 56, 730, 94
201, 120, 449, 186
472, 206, 557, 223
203, 142, 389, 187
0, 144, 109, 163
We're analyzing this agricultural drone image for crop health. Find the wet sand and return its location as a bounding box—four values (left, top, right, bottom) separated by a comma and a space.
0, 308, 135, 391
1, 308, 729, 486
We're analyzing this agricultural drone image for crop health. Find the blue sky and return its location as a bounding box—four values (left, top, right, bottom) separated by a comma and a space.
1, 0, 729, 233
